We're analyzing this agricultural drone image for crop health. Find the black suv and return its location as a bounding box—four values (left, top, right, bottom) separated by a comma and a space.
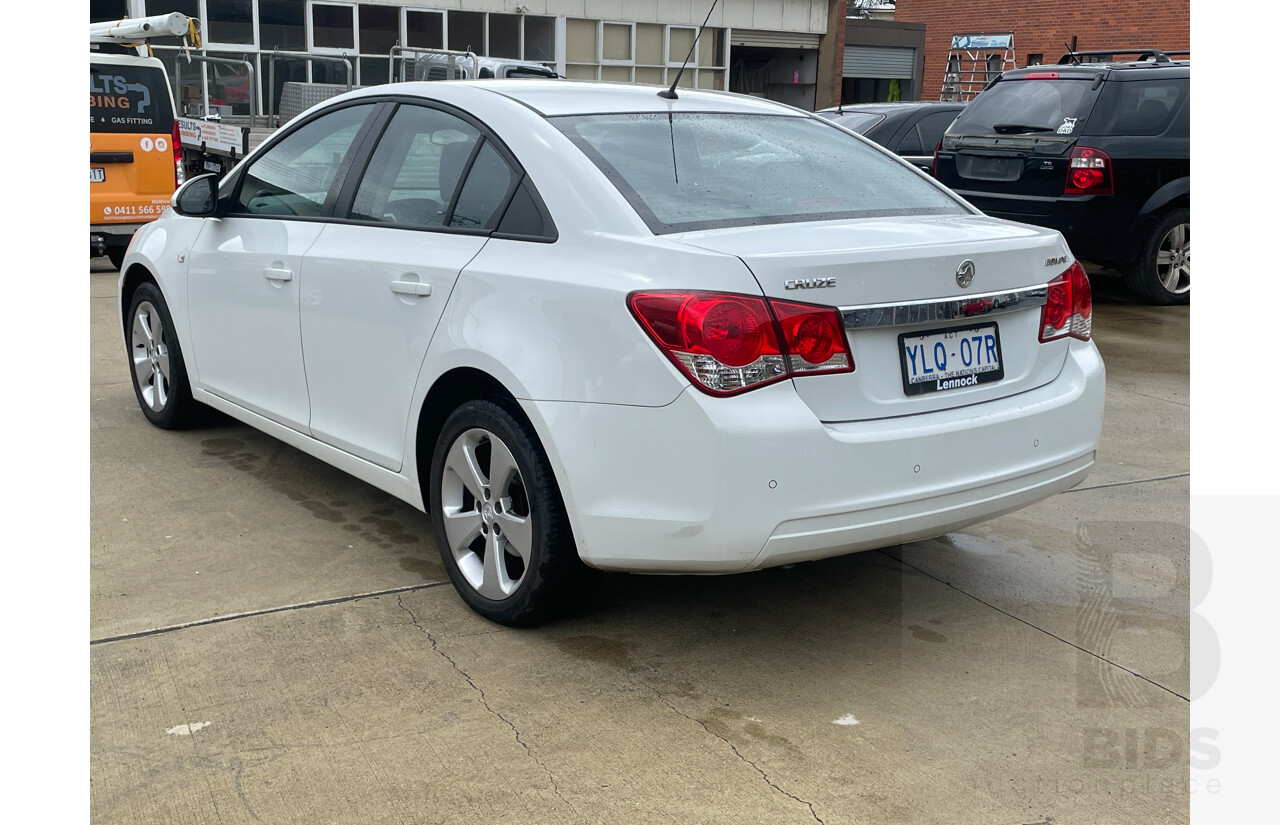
933, 51, 1190, 304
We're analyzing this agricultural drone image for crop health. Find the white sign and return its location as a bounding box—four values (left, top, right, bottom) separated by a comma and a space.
951, 34, 1014, 50
176, 117, 245, 156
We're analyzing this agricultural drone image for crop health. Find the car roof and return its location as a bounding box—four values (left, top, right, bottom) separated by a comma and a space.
469, 79, 807, 117
818, 102, 964, 115
1002, 60, 1189, 82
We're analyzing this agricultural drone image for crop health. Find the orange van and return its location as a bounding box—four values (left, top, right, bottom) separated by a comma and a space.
90, 52, 183, 269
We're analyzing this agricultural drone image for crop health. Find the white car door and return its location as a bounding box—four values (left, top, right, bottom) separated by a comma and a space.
300, 104, 520, 471
186, 103, 378, 431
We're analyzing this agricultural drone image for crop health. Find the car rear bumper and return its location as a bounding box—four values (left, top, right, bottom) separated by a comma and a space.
954, 190, 1141, 266
528, 339, 1105, 573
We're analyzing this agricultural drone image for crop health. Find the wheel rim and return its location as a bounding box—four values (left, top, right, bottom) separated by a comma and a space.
131, 301, 171, 412
1155, 222, 1190, 294
440, 428, 533, 601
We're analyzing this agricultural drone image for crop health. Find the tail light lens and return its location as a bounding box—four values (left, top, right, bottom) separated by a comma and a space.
1064, 146, 1112, 195
1039, 261, 1092, 342
172, 120, 186, 187
931, 139, 942, 177
628, 291, 854, 396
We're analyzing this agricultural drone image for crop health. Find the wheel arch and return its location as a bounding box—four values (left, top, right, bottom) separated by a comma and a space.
119, 263, 158, 340
1137, 178, 1190, 220
413, 367, 523, 513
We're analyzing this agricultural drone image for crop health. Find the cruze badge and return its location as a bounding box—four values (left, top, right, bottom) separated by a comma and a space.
955, 260, 975, 288
785, 277, 836, 290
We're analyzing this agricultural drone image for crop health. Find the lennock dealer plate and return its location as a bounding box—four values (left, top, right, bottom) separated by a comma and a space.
899, 322, 1004, 396
90, 168, 106, 183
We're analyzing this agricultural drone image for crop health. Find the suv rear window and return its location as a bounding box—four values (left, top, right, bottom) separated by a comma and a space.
948, 77, 1099, 137
554, 113, 964, 234
90, 63, 174, 134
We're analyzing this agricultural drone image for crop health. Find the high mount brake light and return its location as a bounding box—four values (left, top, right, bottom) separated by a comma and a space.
628, 291, 855, 396
1021, 71, 1060, 80
1039, 261, 1092, 342
1065, 146, 1113, 195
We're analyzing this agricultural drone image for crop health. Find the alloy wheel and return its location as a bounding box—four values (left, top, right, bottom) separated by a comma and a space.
439, 427, 534, 600
131, 300, 171, 412
1156, 222, 1190, 294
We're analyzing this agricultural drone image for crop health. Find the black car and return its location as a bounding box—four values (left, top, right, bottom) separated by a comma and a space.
818, 102, 966, 175
933, 51, 1190, 304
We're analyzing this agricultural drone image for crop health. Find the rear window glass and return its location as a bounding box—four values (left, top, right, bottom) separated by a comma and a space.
554, 113, 964, 234
89, 63, 174, 134
1086, 78, 1188, 136
948, 78, 1099, 137
817, 111, 886, 134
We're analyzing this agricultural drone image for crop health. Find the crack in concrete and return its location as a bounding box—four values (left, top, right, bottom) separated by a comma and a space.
654, 691, 825, 824
396, 596, 576, 814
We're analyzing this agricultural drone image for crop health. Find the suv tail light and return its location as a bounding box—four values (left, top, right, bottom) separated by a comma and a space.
628, 291, 854, 396
1064, 146, 1113, 195
172, 120, 185, 187
931, 139, 942, 177
1039, 261, 1092, 342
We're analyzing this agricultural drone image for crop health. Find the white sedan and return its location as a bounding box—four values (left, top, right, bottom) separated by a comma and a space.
119, 80, 1104, 625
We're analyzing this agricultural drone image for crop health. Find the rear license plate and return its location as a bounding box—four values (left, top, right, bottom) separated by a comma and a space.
90, 168, 105, 183
203, 159, 222, 173
899, 322, 1004, 396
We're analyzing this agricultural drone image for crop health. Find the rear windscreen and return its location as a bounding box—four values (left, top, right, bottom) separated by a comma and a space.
554, 113, 964, 234
90, 63, 174, 134
947, 78, 1099, 137
817, 111, 886, 134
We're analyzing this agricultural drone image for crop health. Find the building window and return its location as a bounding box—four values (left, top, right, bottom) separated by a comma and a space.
489, 14, 520, 60
404, 9, 444, 50
524, 16, 555, 63
310, 2, 355, 52
208, 0, 256, 46
448, 10, 485, 54
260, 0, 305, 50
1027, 53, 1043, 66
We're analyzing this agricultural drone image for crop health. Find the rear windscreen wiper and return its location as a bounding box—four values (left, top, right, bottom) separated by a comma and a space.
992, 123, 1055, 134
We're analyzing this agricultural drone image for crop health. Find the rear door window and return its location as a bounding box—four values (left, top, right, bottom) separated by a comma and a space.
89, 63, 174, 134
948, 78, 1100, 137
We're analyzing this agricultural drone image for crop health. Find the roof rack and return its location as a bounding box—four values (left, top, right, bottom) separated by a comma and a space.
1057, 49, 1189, 65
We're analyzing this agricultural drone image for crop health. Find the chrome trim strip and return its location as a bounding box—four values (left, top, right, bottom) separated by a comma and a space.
840, 285, 1049, 329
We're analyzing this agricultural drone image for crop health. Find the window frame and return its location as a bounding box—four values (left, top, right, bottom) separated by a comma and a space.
598, 20, 636, 67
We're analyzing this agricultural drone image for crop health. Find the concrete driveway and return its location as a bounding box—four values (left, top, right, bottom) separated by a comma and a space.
90, 258, 1189, 824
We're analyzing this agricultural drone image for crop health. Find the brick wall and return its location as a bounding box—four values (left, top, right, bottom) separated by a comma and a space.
894, 0, 1190, 100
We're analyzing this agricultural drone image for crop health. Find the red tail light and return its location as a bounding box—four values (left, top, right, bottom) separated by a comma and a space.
171, 120, 185, 187
628, 291, 854, 396
1064, 146, 1112, 195
931, 139, 942, 177
1039, 261, 1092, 342
1021, 71, 1060, 80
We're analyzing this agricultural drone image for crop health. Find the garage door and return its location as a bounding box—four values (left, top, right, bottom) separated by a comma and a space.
843, 46, 916, 78
732, 30, 820, 49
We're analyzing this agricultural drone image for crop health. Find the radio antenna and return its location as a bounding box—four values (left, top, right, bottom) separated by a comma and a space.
658, 0, 721, 99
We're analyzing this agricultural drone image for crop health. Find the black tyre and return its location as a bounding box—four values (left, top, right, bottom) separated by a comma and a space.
126, 282, 201, 429
106, 245, 127, 271
429, 398, 581, 626
1124, 208, 1190, 305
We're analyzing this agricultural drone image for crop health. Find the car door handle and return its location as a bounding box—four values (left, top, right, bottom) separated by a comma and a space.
389, 280, 431, 297
263, 267, 293, 282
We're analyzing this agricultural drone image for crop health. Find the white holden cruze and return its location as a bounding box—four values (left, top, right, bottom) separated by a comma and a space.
120, 80, 1104, 625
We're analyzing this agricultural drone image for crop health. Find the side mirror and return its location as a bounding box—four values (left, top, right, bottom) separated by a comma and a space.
171, 174, 220, 217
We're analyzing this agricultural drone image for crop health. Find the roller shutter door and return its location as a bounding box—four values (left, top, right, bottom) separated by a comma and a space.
731, 30, 820, 50
843, 46, 916, 78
